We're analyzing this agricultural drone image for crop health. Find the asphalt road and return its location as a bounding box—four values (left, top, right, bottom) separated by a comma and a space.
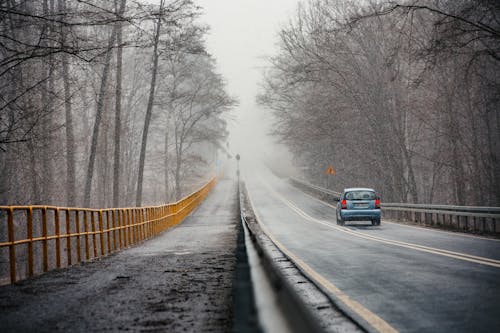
0, 179, 238, 332
244, 166, 500, 333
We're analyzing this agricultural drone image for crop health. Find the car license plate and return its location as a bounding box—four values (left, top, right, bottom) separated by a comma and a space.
354, 204, 368, 208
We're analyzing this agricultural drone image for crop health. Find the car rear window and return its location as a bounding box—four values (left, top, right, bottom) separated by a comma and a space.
345, 191, 376, 200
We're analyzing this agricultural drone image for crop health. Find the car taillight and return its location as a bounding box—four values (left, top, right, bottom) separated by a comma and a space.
341, 199, 347, 209
375, 199, 380, 209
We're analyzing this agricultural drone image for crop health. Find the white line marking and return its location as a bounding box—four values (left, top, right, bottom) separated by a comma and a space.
291, 181, 500, 242
245, 181, 399, 333
265, 180, 500, 268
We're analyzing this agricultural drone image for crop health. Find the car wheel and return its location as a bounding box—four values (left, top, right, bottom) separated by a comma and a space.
372, 218, 381, 226
336, 212, 343, 226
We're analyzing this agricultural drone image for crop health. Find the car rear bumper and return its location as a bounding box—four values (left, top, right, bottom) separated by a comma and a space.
341, 209, 381, 221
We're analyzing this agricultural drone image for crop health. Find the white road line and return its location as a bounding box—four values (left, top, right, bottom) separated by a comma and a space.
246, 182, 399, 333
292, 182, 500, 242
265, 180, 500, 268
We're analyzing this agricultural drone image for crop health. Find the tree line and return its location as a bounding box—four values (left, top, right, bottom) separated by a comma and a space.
0, 0, 236, 208
259, 0, 500, 205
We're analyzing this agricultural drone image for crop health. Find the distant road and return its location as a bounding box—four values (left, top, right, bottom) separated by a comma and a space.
245, 166, 500, 333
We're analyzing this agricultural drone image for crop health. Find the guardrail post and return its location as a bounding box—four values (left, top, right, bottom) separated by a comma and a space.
138, 208, 142, 242
148, 208, 152, 235
55, 209, 61, 268
134, 209, 137, 244
106, 211, 111, 254
139, 208, 143, 242
91, 211, 97, 258
42, 207, 48, 272
84, 211, 90, 260
118, 210, 123, 249
8, 208, 16, 283
127, 209, 131, 247
27, 207, 34, 277
99, 210, 105, 256
122, 210, 127, 248
131, 209, 136, 245
66, 209, 72, 266
146, 208, 149, 238
112, 210, 117, 251
75, 211, 81, 263
142, 208, 146, 240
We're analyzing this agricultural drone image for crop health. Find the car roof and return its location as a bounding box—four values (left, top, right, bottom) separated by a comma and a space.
343, 187, 375, 192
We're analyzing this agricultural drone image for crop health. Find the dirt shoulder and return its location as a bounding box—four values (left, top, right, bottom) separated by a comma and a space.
0, 179, 239, 333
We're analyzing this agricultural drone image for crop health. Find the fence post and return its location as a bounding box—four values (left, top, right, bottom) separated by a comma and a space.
55, 209, 61, 268
123, 210, 128, 248
27, 207, 34, 277
42, 207, 48, 272
84, 211, 90, 260
112, 210, 117, 251
8, 208, 16, 283
75, 211, 81, 263
99, 210, 105, 256
106, 211, 111, 254
127, 209, 132, 247
142, 208, 146, 240
66, 209, 72, 266
91, 212, 97, 258
117, 210, 123, 249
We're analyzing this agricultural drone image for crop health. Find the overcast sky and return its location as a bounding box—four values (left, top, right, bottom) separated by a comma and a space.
195, 0, 300, 161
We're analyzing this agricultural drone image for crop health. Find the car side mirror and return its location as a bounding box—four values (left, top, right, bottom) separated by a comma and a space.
333, 197, 340, 202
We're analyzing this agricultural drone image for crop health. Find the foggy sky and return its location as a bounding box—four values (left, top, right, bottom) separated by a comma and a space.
196, 0, 299, 162
141, 0, 299, 163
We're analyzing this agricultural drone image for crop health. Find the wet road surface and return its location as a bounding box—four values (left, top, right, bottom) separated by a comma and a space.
0, 179, 239, 332
245, 166, 500, 333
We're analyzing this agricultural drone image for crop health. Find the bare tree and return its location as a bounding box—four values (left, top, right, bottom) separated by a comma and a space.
259, 0, 500, 205
113, 0, 127, 207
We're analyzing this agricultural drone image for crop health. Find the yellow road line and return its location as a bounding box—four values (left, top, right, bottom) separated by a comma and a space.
246, 182, 399, 333
266, 181, 500, 268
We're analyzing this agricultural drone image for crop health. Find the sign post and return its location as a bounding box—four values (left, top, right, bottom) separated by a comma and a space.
236, 154, 240, 180
325, 165, 336, 189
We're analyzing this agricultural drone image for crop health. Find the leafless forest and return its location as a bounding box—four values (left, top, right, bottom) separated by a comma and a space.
0, 0, 236, 208
259, 0, 500, 205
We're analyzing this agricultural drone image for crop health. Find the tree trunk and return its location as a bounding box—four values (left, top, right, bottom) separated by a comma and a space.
113, 0, 127, 208
41, 0, 54, 204
175, 155, 182, 201
164, 130, 170, 202
447, 95, 466, 205
84, 26, 118, 207
59, 0, 75, 207
136, 0, 165, 206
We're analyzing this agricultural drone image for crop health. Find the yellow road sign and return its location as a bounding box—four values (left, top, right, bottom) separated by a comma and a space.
325, 165, 336, 175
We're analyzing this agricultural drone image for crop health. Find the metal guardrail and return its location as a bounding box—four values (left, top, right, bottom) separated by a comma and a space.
239, 181, 326, 333
289, 177, 341, 198
381, 203, 500, 216
289, 177, 500, 233
0, 177, 217, 285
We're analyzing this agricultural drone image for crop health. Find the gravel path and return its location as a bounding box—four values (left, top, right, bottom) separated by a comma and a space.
0, 179, 238, 333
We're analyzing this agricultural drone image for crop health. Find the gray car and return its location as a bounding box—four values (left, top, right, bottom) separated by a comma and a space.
336, 188, 381, 226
